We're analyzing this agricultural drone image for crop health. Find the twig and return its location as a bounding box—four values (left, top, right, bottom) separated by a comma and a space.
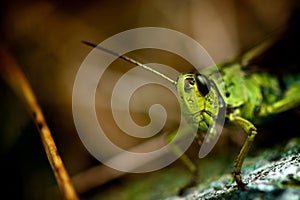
0, 46, 79, 200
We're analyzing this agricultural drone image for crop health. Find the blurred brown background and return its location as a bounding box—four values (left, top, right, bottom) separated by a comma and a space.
0, 0, 298, 199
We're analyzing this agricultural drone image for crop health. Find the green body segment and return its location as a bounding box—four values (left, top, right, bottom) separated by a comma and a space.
218, 61, 300, 122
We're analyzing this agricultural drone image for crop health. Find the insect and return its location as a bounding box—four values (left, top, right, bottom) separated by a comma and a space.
82, 38, 300, 193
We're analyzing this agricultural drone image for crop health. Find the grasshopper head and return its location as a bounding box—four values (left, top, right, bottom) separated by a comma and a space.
176, 73, 222, 133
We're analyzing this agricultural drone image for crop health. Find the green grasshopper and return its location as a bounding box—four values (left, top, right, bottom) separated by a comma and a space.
83, 39, 300, 192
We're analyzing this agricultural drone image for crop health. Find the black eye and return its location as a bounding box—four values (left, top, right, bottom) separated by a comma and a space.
196, 74, 210, 95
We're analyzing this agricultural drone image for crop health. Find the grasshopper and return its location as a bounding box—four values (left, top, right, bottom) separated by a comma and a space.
83, 38, 300, 192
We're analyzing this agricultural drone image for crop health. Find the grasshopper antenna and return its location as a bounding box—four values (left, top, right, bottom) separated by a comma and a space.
82, 41, 177, 85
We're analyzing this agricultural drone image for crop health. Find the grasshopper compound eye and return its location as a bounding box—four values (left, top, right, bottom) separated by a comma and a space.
196, 74, 210, 96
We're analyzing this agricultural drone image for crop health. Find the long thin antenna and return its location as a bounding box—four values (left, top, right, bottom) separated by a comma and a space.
82, 41, 177, 85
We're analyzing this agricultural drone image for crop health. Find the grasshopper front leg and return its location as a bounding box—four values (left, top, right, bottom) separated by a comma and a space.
166, 127, 200, 195
229, 114, 258, 190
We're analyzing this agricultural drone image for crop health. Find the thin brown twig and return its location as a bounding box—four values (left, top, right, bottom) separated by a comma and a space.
0, 46, 79, 200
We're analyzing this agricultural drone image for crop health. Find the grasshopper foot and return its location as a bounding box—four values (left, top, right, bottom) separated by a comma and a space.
233, 171, 247, 191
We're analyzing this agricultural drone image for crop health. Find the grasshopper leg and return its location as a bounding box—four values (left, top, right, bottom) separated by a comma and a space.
166, 128, 200, 195
261, 84, 300, 115
230, 84, 300, 189
229, 115, 258, 190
